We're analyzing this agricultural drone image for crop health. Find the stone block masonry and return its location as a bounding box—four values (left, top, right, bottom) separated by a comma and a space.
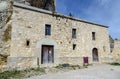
0, 0, 13, 71
5, 2, 112, 70
1, 1, 118, 71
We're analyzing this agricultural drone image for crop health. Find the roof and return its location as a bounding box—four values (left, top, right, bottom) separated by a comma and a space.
13, 2, 108, 28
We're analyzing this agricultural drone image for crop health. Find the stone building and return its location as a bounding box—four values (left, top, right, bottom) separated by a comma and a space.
112, 40, 120, 63
7, 2, 112, 69
0, 0, 117, 70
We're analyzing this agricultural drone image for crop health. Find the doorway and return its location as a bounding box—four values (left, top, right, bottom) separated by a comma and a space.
92, 48, 99, 62
41, 45, 54, 64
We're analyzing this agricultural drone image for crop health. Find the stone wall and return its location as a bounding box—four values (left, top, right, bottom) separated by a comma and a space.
6, 2, 111, 69
109, 35, 114, 53
0, 0, 13, 71
6, 57, 37, 70
112, 40, 120, 63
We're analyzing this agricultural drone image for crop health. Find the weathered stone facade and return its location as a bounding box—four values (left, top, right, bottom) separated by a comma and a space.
0, 0, 13, 71
4, 2, 112, 70
1, 1, 120, 71
0, 0, 12, 55
112, 40, 120, 63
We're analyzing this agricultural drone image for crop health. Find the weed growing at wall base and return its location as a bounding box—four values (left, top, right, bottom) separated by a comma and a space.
0, 67, 45, 79
110, 62, 120, 66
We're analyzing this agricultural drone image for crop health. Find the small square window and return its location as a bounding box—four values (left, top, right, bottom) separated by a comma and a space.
73, 44, 76, 50
45, 24, 51, 35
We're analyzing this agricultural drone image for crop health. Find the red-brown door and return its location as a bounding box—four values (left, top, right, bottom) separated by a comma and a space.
41, 45, 54, 64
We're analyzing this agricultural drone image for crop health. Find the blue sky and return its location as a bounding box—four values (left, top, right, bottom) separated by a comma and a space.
56, 0, 120, 39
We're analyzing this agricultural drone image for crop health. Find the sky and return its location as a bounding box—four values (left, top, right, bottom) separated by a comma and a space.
56, 0, 120, 39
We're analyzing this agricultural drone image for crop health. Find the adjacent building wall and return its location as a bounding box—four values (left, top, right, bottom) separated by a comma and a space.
112, 40, 120, 63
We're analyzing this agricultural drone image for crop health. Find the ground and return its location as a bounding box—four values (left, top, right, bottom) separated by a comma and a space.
28, 64, 120, 79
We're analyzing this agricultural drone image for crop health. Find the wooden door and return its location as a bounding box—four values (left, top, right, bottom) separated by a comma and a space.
92, 48, 99, 62
41, 45, 54, 64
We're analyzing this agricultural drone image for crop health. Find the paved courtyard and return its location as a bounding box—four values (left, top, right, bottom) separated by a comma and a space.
28, 64, 120, 79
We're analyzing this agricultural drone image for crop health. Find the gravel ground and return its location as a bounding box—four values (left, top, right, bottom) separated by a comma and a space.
28, 64, 120, 79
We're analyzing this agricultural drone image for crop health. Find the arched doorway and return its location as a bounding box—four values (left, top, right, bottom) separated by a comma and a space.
92, 48, 99, 62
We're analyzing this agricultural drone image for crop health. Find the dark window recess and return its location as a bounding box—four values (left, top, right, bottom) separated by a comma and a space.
45, 24, 51, 35
92, 32, 96, 40
26, 40, 30, 46
73, 44, 76, 50
72, 29, 76, 38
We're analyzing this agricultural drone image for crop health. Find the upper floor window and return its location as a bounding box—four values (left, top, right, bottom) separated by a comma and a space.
92, 32, 96, 40
72, 29, 76, 39
45, 24, 51, 35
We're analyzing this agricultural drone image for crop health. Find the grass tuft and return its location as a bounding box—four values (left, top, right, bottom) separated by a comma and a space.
55, 64, 81, 70
0, 67, 45, 79
110, 62, 120, 66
